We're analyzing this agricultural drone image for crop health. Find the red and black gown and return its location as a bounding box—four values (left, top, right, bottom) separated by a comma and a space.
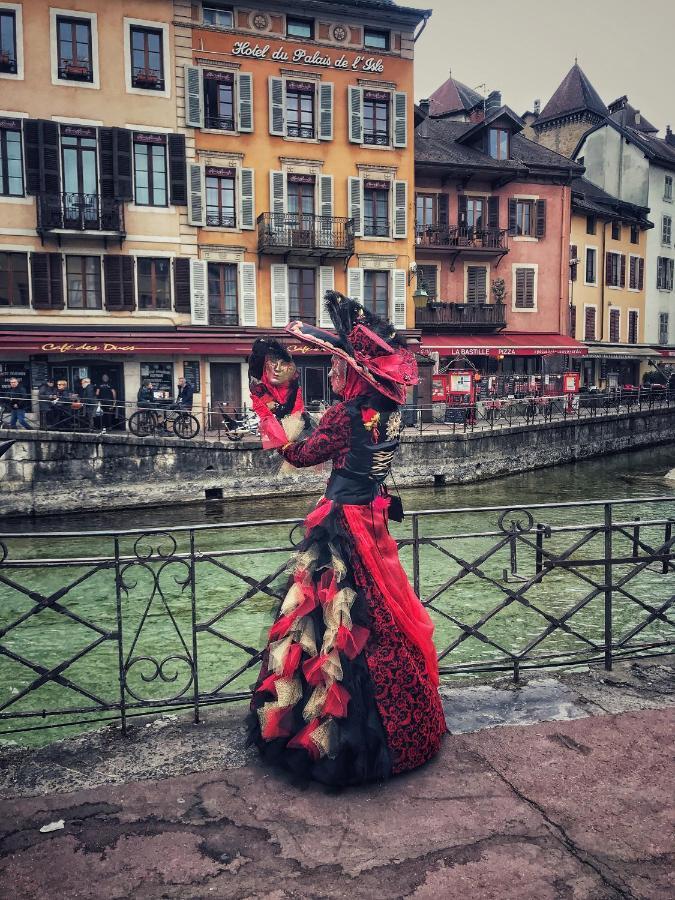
248, 390, 446, 786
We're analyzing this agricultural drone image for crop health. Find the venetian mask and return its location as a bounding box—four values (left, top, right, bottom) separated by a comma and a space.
265, 356, 296, 386
329, 355, 348, 396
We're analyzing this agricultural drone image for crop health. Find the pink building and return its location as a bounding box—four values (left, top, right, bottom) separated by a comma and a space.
414, 77, 586, 391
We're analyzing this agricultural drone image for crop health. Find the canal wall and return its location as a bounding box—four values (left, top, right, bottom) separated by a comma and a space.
1, 406, 674, 516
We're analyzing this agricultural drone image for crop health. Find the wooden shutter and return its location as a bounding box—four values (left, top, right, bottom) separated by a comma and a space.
188, 164, 205, 225
319, 175, 333, 219
570, 244, 578, 282
184, 65, 203, 127
23, 120, 42, 195
103, 255, 135, 311
391, 269, 407, 329
417, 264, 437, 300
348, 177, 363, 237
514, 268, 529, 307
168, 134, 187, 206
508, 198, 517, 235
319, 266, 335, 327
535, 199, 546, 237
458, 195, 467, 228
271, 264, 289, 326
619, 253, 626, 288
23, 120, 60, 195
238, 167, 255, 230
629, 255, 636, 289
239, 261, 257, 326
348, 86, 363, 144
570, 305, 577, 338
606, 252, 613, 286
585, 307, 596, 341
609, 308, 620, 343
393, 180, 407, 239
270, 170, 286, 216
488, 196, 500, 229
269, 76, 285, 136
31, 253, 64, 309
638, 258, 644, 291
438, 193, 449, 227
190, 259, 208, 325
99, 128, 115, 198
173, 257, 191, 313
393, 91, 407, 148
114, 128, 133, 200
468, 266, 487, 303
319, 82, 334, 141
237, 72, 254, 133
347, 267, 363, 302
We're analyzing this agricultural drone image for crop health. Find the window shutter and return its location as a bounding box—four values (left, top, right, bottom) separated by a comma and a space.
477, 267, 487, 302
393, 91, 407, 148
629, 255, 636, 289
570, 244, 578, 282
638, 258, 644, 291
391, 269, 407, 329
42, 121, 60, 195
184, 65, 203, 127
508, 198, 517, 236
319, 82, 334, 141
417, 264, 437, 300
467, 266, 477, 302
23, 120, 60, 195
319, 266, 335, 327
458, 195, 467, 228
269, 76, 285, 136
99, 128, 115, 198
347, 267, 363, 302
488, 196, 500, 229
438, 193, 449, 227
585, 307, 596, 341
23, 120, 41, 195
526, 270, 535, 306
570, 305, 577, 338
168, 134, 187, 206
605, 252, 612, 285
319, 174, 333, 219
271, 263, 289, 326
238, 167, 255, 230
515, 268, 526, 307
348, 86, 363, 144
535, 199, 546, 237
114, 127, 133, 200
619, 253, 626, 288
239, 261, 257, 326
237, 72, 254, 133
393, 180, 407, 239
190, 259, 208, 325
188, 163, 205, 226
348, 177, 363, 237
31, 253, 63, 309
103, 256, 135, 311
270, 170, 286, 216
173, 257, 191, 313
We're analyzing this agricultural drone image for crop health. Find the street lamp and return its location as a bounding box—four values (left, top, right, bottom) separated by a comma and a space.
409, 264, 434, 310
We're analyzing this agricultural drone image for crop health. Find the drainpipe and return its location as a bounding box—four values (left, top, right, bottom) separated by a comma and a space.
414, 13, 430, 42
598, 219, 608, 388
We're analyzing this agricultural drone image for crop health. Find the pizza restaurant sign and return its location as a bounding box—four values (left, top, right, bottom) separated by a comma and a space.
41, 342, 137, 353
232, 41, 385, 73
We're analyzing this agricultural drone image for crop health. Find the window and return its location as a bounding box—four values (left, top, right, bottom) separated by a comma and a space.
363, 90, 390, 146
629, 256, 644, 291
611, 221, 621, 241
586, 215, 596, 235
285, 80, 315, 139
363, 270, 388, 317
628, 311, 639, 344
665, 175, 673, 201
61, 128, 98, 224
657, 256, 674, 291
630, 224, 639, 244
609, 308, 620, 343
133, 135, 167, 207
205, 166, 236, 227
288, 267, 316, 323
203, 4, 233, 27
363, 28, 389, 51
488, 128, 509, 160
57, 15, 93, 81
467, 265, 487, 303
66, 255, 101, 309
416, 264, 438, 301
659, 313, 669, 345
516, 199, 534, 236
207, 262, 238, 325
286, 17, 313, 40
203, 70, 235, 130
416, 194, 436, 229
466, 197, 486, 229
287, 174, 315, 218
662, 215, 672, 245
0, 251, 28, 306
606, 252, 624, 288
584, 307, 596, 341
514, 267, 535, 308
585, 247, 597, 284
130, 25, 164, 90
0, 8, 17, 74
364, 180, 390, 237
0, 121, 23, 196
138, 257, 171, 310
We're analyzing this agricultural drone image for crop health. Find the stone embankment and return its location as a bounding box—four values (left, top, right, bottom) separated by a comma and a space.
1, 405, 675, 515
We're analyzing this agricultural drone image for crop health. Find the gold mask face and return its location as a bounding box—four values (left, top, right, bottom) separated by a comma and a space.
265, 357, 296, 386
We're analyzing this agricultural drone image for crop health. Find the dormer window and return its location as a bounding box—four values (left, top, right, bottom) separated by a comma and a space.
287, 17, 314, 40
203, 4, 233, 27
488, 128, 509, 160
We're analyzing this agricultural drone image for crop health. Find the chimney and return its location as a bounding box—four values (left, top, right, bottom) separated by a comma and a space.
485, 90, 502, 116
533, 98, 541, 116
635, 110, 641, 126
665, 125, 675, 146
419, 98, 430, 118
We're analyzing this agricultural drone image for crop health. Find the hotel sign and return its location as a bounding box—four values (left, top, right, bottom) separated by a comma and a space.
232, 41, 385, 73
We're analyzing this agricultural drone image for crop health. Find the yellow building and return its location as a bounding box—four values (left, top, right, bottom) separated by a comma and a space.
569, 178, 656, 387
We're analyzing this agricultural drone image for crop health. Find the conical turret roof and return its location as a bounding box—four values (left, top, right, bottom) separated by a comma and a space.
537, 63, 608, 126
428, 73, 483, 118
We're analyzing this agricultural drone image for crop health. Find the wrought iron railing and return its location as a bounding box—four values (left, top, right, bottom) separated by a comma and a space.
131, 67, 165, 90
286, 123, 315, 139
416, 225, 508, 251
257, 212, 355, 256
204, 115, 235, 131
363, 130, 390, 146
0, 496, 672, 739
37, 192, 125, 235
205, 210, 236, 228
416, 301, 507, 331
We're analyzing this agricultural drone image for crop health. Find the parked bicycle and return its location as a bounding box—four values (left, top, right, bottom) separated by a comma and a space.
127, 404, 200, 440
216, 405, 259, 441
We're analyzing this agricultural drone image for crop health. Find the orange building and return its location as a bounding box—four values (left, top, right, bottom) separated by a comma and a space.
175, 0, 429, 409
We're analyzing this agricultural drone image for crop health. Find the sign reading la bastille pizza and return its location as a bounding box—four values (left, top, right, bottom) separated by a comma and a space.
232, 41, 385, 74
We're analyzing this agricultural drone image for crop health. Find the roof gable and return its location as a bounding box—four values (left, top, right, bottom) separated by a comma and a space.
537, 63, 609, 126
428, 74, 483, 118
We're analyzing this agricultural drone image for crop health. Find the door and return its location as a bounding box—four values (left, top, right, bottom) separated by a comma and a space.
210, 362, 242, 420
61, 130, 99, 227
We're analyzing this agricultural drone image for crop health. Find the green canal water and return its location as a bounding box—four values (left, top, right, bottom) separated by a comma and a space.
1, 444, 674, 747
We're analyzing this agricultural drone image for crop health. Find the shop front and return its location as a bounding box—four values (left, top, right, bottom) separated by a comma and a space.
582, 345, 663, 390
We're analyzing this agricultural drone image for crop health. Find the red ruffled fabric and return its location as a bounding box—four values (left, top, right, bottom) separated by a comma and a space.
302, 654, 330, 686
335, 624, 370, 660
281, 643, 303, 678
261, 705, 295, 740
287, 721, 322, 760
322, 682, 351, 718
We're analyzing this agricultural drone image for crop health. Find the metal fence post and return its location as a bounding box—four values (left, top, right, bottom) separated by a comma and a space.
189, 529, 200, 724
664, 519, 673, 575
412, 514, 420, 597
535, 524, 544, 575
632, 517, 641, 560
604, 503, 613, 671
113, 535, 127, 736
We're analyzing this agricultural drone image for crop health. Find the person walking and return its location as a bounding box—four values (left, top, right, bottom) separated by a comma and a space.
38, 378, 57, 429
79, 377, 98, 431
5, 377, 32, 430
176, 377, 194, 410
97, 374, 117, 430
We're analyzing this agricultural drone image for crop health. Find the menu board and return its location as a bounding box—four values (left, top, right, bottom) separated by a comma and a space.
30, 356, 49, 389
140, 362, 174, 399
183, 361, 201, 392
0, 363, 31, 393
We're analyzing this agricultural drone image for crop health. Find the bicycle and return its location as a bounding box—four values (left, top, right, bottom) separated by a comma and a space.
127, 405, 200, 440
215, 405, 259, 441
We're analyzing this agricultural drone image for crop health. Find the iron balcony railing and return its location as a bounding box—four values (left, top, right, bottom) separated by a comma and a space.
205, 211, 236, 228
36, 192, 125, 236
416, 301, 507, 332
416, 225, 508, 251
286, 123, 315, 139
204, 115, 235, 131
363, 129, 390, 147
257, 212, 355, 257
131, 67, 165, 90
58, 57, 93, 82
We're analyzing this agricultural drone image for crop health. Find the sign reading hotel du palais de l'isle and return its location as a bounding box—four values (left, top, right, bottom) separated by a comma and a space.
231, 40, 386, 75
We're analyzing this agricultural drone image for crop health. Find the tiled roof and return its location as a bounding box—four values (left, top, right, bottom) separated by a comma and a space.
570, 177, 652, 226
536, 63, 609, 126
575, 118, 675, 173
319, 0, 429, 13
428, 75, 483, 118
608, 99, 659, 135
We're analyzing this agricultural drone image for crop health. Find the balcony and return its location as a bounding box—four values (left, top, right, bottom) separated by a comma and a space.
36, 193, 125, 243
257, 213, 355, 258
415, 301, 507, 333
416, 226, 509, 267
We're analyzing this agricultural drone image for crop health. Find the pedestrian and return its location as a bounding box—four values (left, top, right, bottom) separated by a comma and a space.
51, 380, 75, 430
97, 374, 117, 430
176, 376, 194, 410
38, 378, 57, 429
79, 377, 98, 431
5, 377, 32, 429
137, 380, 154, 408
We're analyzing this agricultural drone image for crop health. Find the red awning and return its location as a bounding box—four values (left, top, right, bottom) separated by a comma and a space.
420, 333, 588, 357
0, 330, 253, 356
657, 348, 675, 358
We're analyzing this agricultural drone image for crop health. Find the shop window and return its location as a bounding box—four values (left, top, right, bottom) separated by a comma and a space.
133, 134, 168, 207
140, 361, 173, 399
137, 257, 171, 310
0, 250, 29, 306
363, 270, 388, 318
207, 262, 238, 325
66, 255, 102, 309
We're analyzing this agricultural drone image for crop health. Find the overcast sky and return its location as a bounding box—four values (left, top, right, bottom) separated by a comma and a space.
413, 0, 674, 134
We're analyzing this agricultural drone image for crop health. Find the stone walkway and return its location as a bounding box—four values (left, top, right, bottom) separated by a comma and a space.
1, 660, 673, 900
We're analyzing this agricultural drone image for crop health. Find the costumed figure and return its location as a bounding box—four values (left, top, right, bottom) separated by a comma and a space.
248, 292, 446, 786
248, 339, 311, 453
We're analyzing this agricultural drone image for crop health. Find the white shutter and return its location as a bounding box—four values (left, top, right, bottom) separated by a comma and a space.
270, 170, 286, 216
347, 267, 363, 303
238, 167, 255, 230
190, 259, 208, 325
184, 65, 203, 128
319, 82, 334, 141
391, 269, 407, 329
319, 266, 335, 327
271, 263, 289, 327
348, 177, 363, 237
348, 86, 363, 144
393, 180, 408, 239
269, 76, 285, 136
393, 91, 408, 148
317, 176, 334, 249
188, 163, 205, 225
238, 261, 257, 326
237, 72, 254, 133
